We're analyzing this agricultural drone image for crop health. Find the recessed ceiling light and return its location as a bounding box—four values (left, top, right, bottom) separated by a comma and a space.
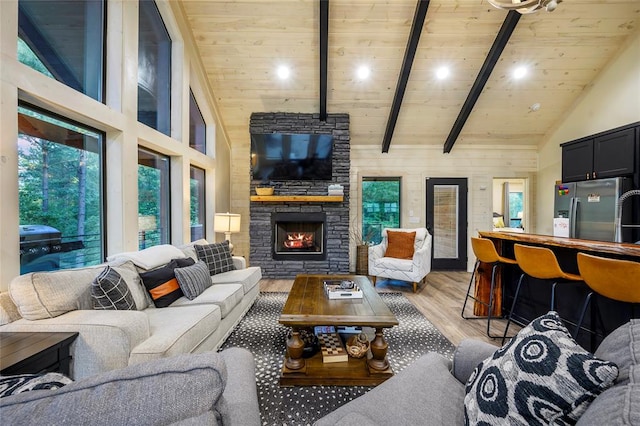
530, 102, 541, 112
276, 65, 290, 80
513, 66, 528, 79
356, 65, 370, 80
436, 66, 450, 80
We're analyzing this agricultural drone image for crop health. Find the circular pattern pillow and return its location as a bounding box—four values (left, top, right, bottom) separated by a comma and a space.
464, 311, 619, 425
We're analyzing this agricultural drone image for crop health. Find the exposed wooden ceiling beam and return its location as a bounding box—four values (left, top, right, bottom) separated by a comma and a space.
443, 10, 521, 154
319, 0, 328, 122
381, 0, 430, 153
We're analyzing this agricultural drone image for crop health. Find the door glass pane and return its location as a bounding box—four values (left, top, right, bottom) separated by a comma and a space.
433, 185, 458, 259
138, 148, 170, 249
362, 178, 401, 244
18, 105, 104, 274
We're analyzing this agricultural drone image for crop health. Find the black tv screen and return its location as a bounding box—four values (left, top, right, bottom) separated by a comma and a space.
251, 133, 333, 181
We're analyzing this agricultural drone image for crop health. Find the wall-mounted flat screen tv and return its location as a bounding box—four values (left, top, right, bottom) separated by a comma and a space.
251, 133, 333, 181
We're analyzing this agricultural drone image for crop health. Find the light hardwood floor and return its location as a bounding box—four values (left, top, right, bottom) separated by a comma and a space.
259, 271, 521, 347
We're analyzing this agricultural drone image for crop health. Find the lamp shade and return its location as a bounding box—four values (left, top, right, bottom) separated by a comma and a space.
214, 212, 241, 234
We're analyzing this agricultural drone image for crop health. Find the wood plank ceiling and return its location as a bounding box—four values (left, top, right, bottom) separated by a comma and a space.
180, 0, 639, 152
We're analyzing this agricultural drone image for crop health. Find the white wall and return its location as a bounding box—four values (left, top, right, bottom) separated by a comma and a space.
350, 144, 538, 271
0, 0, 229, 291
536, 30, 640, 236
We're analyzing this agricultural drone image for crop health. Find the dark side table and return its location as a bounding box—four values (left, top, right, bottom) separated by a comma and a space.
0, 332, 78, 377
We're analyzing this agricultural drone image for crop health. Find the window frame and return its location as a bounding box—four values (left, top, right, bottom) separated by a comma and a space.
361, 176, 402, 245
17, 0, 107, 102
17, 101, 106, 273
137, 146, 171, 249
189, 165, 206, 241
137, 0, 172, 136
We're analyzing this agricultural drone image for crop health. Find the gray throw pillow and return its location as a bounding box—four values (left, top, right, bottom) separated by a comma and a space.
464, 311, 619, 425
175, 261, 212, 300
91, 266, 137, 310
195, 241, 236, 276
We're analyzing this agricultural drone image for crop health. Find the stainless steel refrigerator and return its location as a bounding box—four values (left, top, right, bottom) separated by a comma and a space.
553, 177, 634, 242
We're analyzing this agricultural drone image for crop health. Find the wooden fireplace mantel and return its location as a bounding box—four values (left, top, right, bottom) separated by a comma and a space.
250, 195, 343, 202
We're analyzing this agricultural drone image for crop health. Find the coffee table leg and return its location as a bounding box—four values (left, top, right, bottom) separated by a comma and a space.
368, 327, 390, 371
285, 328, 305, 370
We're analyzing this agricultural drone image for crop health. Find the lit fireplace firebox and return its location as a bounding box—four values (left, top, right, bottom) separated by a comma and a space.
272, 212, 326, 260
283, 232, 315, 249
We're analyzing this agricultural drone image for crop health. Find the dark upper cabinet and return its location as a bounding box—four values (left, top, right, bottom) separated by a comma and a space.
561, 125, 638, 183
593, 128, 636, 178
562, 139, 593, 182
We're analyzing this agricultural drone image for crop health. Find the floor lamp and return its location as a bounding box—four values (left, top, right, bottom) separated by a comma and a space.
214, 212, 241, 253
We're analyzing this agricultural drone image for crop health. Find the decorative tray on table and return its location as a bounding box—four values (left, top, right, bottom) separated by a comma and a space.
323, 279, 363, 299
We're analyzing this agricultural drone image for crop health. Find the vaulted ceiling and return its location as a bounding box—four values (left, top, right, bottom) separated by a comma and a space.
179, 0, 639, 153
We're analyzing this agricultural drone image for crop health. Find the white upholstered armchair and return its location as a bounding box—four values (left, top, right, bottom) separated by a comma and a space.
368, 228, 432, 293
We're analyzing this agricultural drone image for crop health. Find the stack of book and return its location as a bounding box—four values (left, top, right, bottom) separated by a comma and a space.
323, 279, 363, 299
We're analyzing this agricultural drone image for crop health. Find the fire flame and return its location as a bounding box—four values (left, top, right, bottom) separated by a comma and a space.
283, 232, 314, 249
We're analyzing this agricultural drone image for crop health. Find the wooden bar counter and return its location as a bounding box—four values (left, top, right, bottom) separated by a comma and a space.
475, 231, 640, 350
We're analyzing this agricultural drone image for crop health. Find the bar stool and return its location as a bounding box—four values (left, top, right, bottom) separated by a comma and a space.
461, 237, 518, 338
502, 244, 583, 344
575, 253, 640, 341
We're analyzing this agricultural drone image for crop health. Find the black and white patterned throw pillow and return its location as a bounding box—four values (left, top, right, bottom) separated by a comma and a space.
0, 373, 73, 398
464, 311, 618, 425
195, 241, 236, 276
91, 266, 137, 310
175, 261, 212, 300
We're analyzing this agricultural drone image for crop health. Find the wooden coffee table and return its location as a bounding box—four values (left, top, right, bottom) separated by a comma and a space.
279, 274, 398, 386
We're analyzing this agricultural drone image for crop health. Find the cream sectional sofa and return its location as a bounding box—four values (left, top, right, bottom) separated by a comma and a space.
0, 240, 261, 380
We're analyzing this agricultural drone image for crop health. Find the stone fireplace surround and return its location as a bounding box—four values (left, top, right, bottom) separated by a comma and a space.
249, 112, 350, 279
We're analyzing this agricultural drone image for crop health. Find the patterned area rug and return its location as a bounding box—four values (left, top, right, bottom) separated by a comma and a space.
220, 292, 456, 425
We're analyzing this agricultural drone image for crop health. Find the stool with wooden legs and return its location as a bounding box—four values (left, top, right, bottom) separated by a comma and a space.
574, 252, 640, 342
461, 237, 518, 338
501, 244, 582, 344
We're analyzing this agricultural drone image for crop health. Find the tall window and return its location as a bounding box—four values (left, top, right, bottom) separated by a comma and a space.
138, 148, 170, 249
18, 105, 104, 274
189, 90, 206, 154
190, 166, 206, 240
138, 0, 171, 136
362, 177, 401, 244
18, 0, 105, 102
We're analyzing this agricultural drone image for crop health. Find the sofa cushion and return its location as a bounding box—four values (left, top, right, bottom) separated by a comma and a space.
210, 266, 262, 295
175, 261, 212, 300
170, 284, 244, 318
107, 244, 186, 271
577, 319, 640, 426
0, 351, 230, 425
374, 257, 413, 272
178, 239, 209, 262
0, 292, 21, 325
9, 266, 102, 320
384, 230, 416, 259
465, 311, 619, 425
196, 241, 236, 276
109, 261, 149, 310
91, 266, 137, 310
594, 319, 640, 386
129, 305, 221, 364
0, 373, 72, 398
314, 353, 465, 425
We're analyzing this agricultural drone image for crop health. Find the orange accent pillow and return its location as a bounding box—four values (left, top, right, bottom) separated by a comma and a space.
384, 231, 416, 259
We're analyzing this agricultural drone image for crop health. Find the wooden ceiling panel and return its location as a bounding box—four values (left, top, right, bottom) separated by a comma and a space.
180, 0, 639, 151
